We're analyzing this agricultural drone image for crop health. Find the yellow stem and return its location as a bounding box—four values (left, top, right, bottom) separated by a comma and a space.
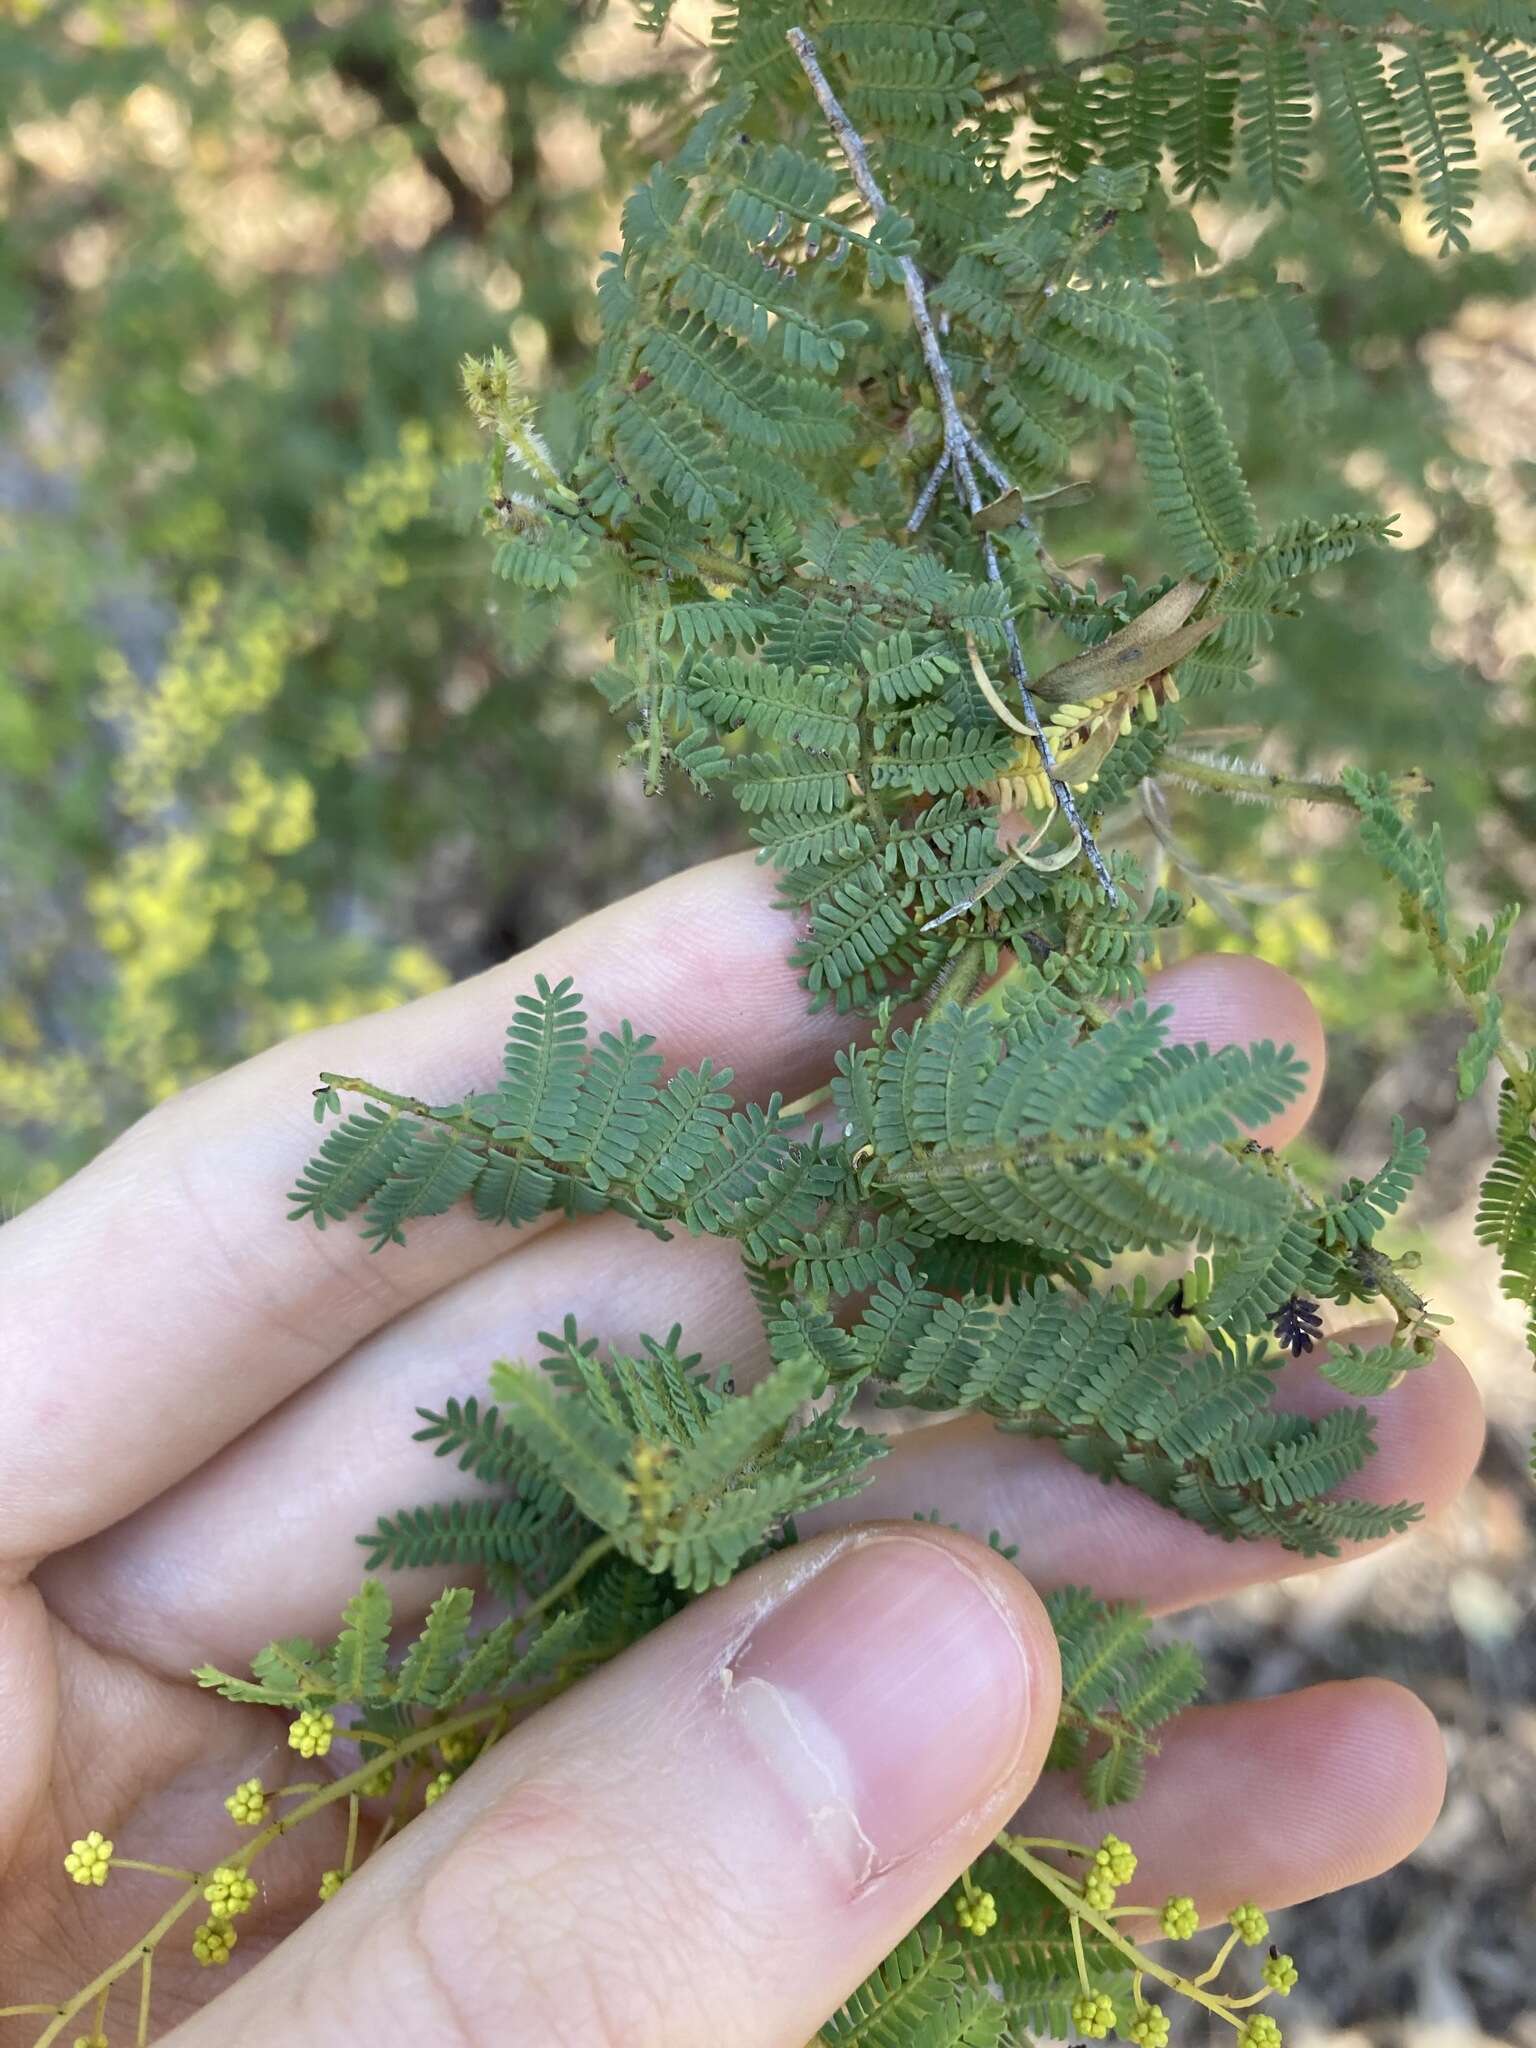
136, 1954, 153, 2048
1195, 1928, 1243, 1986
997, 1838, 1246, 2032
780, 1081, 833, 1123
1071, 1908, 1092, 1994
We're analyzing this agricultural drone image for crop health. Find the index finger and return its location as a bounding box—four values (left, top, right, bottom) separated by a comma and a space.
0, 855, 852, 1569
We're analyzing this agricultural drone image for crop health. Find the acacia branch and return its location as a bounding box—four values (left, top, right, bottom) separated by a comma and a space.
786, 25, 1118, 904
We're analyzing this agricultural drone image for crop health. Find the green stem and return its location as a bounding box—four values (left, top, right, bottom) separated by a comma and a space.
523, 1533, 616, 1630
1164, 747, 1432, 810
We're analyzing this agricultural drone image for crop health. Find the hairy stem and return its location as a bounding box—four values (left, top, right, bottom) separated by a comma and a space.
1165, 746, 1432, 810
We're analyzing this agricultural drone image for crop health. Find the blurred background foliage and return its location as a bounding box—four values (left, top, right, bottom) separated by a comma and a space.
2, 3, 1535, 2040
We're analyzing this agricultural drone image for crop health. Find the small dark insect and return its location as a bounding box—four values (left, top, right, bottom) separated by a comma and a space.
1272, 1294, 1325, 1356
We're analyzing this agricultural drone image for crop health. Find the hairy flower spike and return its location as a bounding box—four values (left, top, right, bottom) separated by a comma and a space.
1071, 1991, 1118, 2039
203, 1864, 258, 1918
954, 1887, 997, 1935
1240, 2016, 1284, 2048
1263, 1951, 1300, 1994
1231, 1902, 1270, 1946
224, 1776, 268, 1826
288, 1707, 336, 1759
1129, 2004, 1172, 2048
318, 1868, 345, 1902
1160, 1894, 1200, 1939
192, 1918, 238, 1967
63, 1831, 113, 1887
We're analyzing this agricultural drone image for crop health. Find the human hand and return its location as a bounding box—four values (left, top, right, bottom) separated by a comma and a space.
0, 854, 1482, 2045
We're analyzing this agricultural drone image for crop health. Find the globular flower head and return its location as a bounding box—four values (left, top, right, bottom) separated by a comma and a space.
192, 1918, 238, 1968
361, 1762, 395, 1799
1128, 2003, 1171, 2048
224, 1776, 269, 1827
203, 1865, 258, 1918
437, 1730, 477, 1766
63, 1831, 114, 1887
1070, 1991, 1117, 2039
318, 1867, 345, 1902
1262, 1952, 1300, 1995
1239, 2015, 1283, 2048
1083, 1870, 1118, 1910
1230, 1902, 1270, 1947
73, 2035, 109, 2048
288, 1707, 336, 1759
953, 1887, 997, 1936
1093, 1832, 1138, 1886
424, 1769, 454, 1808
1160, 1893, 1200, 1940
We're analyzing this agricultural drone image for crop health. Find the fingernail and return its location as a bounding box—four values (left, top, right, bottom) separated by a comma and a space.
726, 1534, 1032, 1884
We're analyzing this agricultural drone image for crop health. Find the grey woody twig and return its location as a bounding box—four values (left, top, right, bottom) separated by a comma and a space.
786, 26, 1118, 902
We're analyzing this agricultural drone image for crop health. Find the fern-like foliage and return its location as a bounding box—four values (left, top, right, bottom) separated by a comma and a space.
307, 975, 1431, 1558
992, 0, 1536, 254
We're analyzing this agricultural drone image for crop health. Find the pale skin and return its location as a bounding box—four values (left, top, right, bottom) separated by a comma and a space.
0, 854, 1485, 2046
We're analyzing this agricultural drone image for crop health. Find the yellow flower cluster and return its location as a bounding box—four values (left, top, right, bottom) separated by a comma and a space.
1071, 1990, 1118, 2039
318, 1867, 345, 1902
1230, 1902, 1270, 1947
224, 1777, 269, 1826
192, 1918, 238, 1967
288, 1707, 336, 1759
1128, 2003, 1171, 2048
203, 1864, 258, 1917
953, 1886, 997, 1936
1082, 1831, 1138, 1911
424, 1769, 455, 1807
1239, 2016, 1283, 2048
63, 1831, 113, 1887
1159, 1894, 1200, 1940
1262, 1952, 1300, 1995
